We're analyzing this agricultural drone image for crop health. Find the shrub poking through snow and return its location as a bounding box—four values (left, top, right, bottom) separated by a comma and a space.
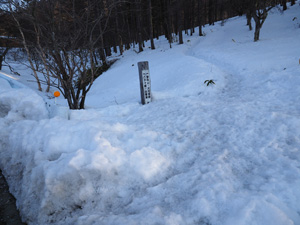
204, 79, 215, 86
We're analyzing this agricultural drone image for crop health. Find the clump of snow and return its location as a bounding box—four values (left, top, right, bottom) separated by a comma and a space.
0, 77, 48, 120
0, 2, 300, 225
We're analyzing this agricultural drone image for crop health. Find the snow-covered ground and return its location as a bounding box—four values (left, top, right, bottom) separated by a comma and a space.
1, 3, 300, 225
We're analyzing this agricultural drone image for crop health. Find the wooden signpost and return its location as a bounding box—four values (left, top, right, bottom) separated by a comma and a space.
138, 61, 152, 105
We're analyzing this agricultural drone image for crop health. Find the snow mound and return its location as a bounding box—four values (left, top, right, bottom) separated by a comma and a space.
0, 84, 48, 120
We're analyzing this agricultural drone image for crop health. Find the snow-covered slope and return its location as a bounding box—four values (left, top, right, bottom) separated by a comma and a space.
1, 3, 300, 225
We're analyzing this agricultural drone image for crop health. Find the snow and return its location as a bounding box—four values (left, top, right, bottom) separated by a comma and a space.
1, 3, 300, 225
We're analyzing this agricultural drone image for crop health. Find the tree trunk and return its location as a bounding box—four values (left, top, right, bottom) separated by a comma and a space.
0, 55, 3, 71
281, 0, 287, 10
136, 0, 144, 52
98, 23, 106, 63
12, 14, 42, 91
254, 21, 261, 42
148, 0, 155, 49
190, 0, 196, 34
208, 0, 214, 25
99, 47, 106, 62
34, 24, 51, 92
0, 48, 9, 71
291, 0, 295, 6
114, 2, 122, 54
178, 0, 183, 44
113, 45, 117, 53
166, 0, 173, 48
246, 11, 252, 31
252, 8, 268, 42
79, 88, 86, 109
105, 46, 112, 57
119, 37, 124, 55
198, 0, 203, 36
179, 29, 183, 44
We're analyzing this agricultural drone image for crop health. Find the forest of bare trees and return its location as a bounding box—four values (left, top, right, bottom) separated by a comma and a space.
0, 0, 295, 109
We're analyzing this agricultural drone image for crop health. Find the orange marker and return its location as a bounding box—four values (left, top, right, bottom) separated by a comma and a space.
54, 91, 60, 104
54, 91, 60, 97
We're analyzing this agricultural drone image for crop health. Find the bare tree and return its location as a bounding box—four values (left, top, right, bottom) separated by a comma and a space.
5, 0, 116, 109
230, 0, 279, 41
249, 0, 277, 41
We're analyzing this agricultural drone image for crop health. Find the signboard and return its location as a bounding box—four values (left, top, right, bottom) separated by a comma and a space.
138, 61, 152, 105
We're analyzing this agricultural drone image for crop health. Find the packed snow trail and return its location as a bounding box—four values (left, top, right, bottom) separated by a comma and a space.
185, 7, 300, 110
1, 3, 300, 225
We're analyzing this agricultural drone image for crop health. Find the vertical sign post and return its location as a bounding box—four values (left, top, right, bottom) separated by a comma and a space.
138, 61, 152, 105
